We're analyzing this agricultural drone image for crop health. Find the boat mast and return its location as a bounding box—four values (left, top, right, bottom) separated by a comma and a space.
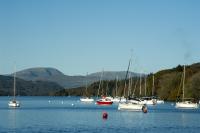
183, 65, 185, 101
152, 74, 155, 96
144, 76, 147, 96
13, 66, 16, 100
123, 59, 131, 97
85, 72, 88, 96
115, 76, 118, 97
106, 82, 108, 96
97, 70, 103, 98
128, 73, 131, 96
139, 73, 142, 96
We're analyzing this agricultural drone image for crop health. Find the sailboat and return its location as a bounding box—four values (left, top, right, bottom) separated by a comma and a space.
112, 76, 120, 102
8, 67, 20, 108
96, 70, 113, 105
127, 73, 145, 105
142, 74, 157, 105
175, 65, 198, 109
118, 58, 145, 111
80, 73, 94, 102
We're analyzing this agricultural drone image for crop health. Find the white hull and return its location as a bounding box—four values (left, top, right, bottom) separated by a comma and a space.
145, 100, 156, 105
176, 101, 198, 109
118, 102, 143, 111
80, 97, 94, 102
120, 97, 127, 103
129, 99, 146, 105
112, 97, 120, 102
157, 100, 164, 104
8, 100, 20, 107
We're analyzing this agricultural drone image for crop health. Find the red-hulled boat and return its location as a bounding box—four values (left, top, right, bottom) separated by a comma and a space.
96, 97, 113, 105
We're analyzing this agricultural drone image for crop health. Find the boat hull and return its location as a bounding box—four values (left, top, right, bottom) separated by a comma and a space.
80, 98, 94, 102
157, 100, 164, 104
96, 101, 113, 105
8, 101, 20, 108
118, 102, 144, 111
176, 102, 198, 109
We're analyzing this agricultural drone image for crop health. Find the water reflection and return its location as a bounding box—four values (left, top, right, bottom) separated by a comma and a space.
8, 109, 17, 132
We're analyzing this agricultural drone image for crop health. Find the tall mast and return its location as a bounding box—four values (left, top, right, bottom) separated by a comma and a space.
85, 72, 88, 96
97, 70, 103, 97
101, 70, 104, 96
152, 74, 155, 96
115, 76, 118, 97
183, 65, 185, 100
123, 59, 131, 97
13, 66, 16, 100
128, 73, 131, 96
144, 76, 147, 96
139, 73, 142, 96
106, 82, 108, 96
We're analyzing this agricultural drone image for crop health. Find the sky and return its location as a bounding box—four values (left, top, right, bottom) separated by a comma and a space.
0, 0, 200, 75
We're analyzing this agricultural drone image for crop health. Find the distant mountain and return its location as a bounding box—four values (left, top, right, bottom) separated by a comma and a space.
0, 75, 64, 96
12, 67, 141, 88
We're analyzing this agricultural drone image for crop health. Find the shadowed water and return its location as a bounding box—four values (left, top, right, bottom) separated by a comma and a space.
0, 96, 200, 133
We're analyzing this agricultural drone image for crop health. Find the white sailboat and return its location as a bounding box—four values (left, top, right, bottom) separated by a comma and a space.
80, 73, 94, 102
175, 65, 198, 109
142, 74, 157, 105
128, 73, 145, 105
8, 67, 20, 108
118, 58, 145, 111
118, 102, 144, 111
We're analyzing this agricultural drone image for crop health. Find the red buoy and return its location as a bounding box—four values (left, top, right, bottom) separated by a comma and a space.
102, 112, 108, 119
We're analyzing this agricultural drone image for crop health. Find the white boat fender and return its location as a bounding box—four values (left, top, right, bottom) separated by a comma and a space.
142, 105, 148, 113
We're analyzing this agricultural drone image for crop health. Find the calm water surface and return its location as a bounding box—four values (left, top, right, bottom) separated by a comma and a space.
0, 96, 200, 133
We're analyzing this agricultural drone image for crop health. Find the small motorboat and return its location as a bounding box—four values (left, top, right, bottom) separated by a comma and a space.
96, 97, 113, 105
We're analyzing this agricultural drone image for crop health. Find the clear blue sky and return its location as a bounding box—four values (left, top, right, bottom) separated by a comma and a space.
0, 0, 200, 75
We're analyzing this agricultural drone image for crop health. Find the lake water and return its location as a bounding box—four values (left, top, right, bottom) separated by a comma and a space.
0, 96, 200, 133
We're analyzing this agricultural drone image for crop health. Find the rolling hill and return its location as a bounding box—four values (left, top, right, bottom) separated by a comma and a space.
12, 67, 141, 88
0, 75, 64, 96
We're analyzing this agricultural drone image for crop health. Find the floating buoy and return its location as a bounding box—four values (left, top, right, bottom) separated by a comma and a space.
142, 105, 148, 113
102, 112, 108, 119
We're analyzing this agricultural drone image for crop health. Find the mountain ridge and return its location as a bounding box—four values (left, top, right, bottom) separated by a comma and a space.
10, 67, 142, 88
